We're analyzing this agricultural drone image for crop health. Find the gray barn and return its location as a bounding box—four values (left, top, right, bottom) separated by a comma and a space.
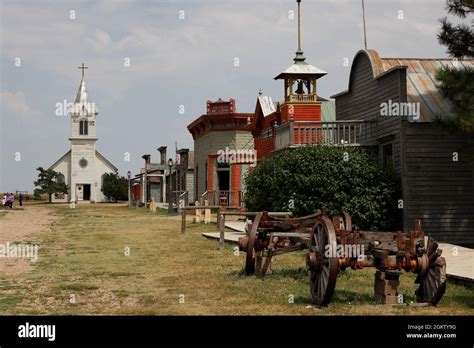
331, 49, 474, 246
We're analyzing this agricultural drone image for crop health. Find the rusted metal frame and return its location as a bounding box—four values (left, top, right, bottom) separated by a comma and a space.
263, 232, 310, 238
261, 233, 276, 276
270, 243, 307, 256
220, 211, 292, 217
245, 212, 263, 275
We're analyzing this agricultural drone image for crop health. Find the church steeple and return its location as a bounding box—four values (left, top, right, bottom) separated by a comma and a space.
71, 63, 98, 117
70, 63, 98, 140
75, 77, 88, 104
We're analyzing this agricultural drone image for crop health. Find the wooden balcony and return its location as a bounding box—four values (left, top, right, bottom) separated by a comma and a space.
275, 120, 377, 151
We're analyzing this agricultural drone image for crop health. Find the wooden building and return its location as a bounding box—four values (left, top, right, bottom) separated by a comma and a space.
132, 146, 194, 207
188, 99, 254, 208
331, 49, 474, 245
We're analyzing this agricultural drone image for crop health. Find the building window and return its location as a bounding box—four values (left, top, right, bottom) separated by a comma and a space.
79, 157, 88, 168
382, 143, 393, 170
79, 120, 88, 135
261, 128, 273, 140
56, 173, 65, 184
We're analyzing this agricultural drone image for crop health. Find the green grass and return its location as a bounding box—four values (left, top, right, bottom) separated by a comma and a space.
0, 203, 472, 315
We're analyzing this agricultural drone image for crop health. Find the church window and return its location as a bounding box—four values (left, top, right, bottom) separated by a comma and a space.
56, 173, 65, 184
79, 157, 88, 168
79, 120, 88, 135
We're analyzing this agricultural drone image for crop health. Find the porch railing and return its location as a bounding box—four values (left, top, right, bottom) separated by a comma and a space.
287, 94, 317, 103
275, 120, 377, 151
200, 190, 244, 208
171, 190, 185, 207
177, 191, 188, 213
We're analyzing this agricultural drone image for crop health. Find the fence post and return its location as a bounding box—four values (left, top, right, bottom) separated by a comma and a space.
219, 212, 225, 250
181, 207, 186, 234
204, 200, 211, 224
194, 201, 201, 223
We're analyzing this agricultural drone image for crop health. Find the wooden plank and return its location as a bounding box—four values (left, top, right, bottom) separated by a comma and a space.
219, 213, 225, 250
181, 208, 186, 234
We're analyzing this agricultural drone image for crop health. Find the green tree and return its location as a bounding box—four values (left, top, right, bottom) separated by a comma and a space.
436, 0, 474, 133
101, 173, 128, 202
244, 146, 398, 231
33, 167, 69, 203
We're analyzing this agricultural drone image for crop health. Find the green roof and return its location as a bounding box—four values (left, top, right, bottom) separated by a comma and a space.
321, 101, 335, 122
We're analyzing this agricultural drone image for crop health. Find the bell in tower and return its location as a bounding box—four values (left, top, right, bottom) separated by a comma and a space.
295, 80, 305, 95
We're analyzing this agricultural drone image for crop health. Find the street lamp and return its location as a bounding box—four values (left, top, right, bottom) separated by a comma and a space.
127, 171, 132, 208
167, 158, 173, 213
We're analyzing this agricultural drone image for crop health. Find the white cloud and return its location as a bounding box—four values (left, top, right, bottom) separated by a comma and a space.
85, 29, 112, 52
0, 91, 31, 114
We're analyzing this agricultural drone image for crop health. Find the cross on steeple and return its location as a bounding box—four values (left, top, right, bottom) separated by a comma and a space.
77, 62, 88, 78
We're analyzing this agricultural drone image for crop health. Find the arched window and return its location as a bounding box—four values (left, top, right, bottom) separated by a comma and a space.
79, 120, 88, 135
56, 173, 65, 184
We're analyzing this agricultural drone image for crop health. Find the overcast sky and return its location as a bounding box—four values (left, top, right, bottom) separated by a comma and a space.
0, 0, 457, 192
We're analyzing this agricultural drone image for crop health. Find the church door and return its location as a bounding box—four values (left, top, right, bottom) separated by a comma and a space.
76, 184, 84, 200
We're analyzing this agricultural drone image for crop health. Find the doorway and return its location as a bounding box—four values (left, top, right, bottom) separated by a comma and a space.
217, 171, 230, 191
82, 184, 91, 201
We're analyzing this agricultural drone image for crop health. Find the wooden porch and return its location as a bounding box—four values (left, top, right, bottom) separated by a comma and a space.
274, 120, 377, 151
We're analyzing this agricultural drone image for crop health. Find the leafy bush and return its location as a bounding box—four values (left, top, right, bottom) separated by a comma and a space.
101, 173, 128, 202
244, 146, 398, 231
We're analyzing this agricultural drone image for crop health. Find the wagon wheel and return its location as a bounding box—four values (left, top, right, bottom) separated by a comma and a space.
415, 237, 447, 305
307, 216, 339, 306
245, 212, 263, 275
342, 212, 352, 231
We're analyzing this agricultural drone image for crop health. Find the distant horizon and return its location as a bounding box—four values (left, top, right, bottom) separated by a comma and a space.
1, 0, 458, 192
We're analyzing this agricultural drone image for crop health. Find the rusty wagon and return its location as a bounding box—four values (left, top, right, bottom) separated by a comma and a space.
238, 210, 447, 306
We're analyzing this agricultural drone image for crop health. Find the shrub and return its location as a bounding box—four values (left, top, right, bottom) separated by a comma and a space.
101, 173, 128, 202
244, 146, 398, 231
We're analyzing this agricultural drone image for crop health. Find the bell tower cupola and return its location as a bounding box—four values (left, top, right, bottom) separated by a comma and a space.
274, 0, 327, 106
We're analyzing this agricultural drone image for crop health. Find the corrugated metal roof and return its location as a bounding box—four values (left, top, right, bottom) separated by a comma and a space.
332, 50, 473, 122
380, 57, 473, 122
370, 52, 473, 123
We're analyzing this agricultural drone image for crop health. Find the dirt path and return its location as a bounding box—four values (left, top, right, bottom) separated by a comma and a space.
0, 205, 56, 275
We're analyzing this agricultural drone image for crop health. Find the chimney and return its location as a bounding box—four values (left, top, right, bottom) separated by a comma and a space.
157, 146, 167, 165
142, 154, 151, 165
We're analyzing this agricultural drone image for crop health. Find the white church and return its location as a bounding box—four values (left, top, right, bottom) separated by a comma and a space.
49, 64, 118, 203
